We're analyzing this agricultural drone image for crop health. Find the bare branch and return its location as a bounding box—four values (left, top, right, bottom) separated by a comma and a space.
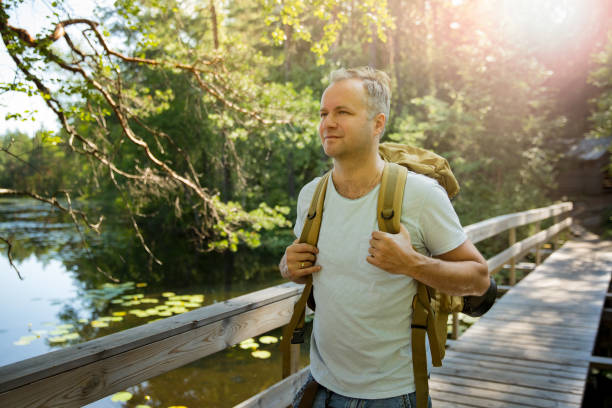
2, 17, 290, 125
0, 146, 38, 171
0, 188, 104, 232
0, 236, 23, 280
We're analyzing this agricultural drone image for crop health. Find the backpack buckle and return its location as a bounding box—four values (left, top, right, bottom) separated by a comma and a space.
291, 328, 306, 344
307, 211, 317, 220
381, 208, 394, 220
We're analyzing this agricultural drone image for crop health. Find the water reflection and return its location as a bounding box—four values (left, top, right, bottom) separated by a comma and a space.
0, 198, 309, 407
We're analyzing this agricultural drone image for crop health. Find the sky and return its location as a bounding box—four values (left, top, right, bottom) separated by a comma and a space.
0, 0, 100, 136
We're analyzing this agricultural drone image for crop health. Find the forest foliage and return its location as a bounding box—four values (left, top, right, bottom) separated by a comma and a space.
1, 0, 604, 283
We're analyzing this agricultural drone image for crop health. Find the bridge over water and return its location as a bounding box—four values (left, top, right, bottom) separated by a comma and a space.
1, 202, 611, 407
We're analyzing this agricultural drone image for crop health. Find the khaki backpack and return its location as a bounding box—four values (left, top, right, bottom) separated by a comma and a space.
281, 142, 494, 408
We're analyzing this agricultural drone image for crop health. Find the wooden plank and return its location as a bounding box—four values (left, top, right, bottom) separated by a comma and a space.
233, 366, 309, 408
441, 353, 586, 378
432, 388, 534, 408
432, 364, 585, 394
589, 355, 612, 369
448, 333, 593, 357
430, 378, 580, 408
461, 317, 596, 337
0, 294, 300, 408
461, 324, 595, 347
502, 262, 536, 271
444, 342, 587, 373
430, 374, 583, 405
476, 312, 600, 330
441, 354, 586, 380
0, 282, 303, 393
446, 341, 591, 367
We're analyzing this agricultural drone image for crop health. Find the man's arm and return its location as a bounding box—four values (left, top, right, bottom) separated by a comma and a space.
367, 224, 489, 296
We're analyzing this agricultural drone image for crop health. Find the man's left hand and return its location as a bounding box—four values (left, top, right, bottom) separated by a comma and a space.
366, 224, 424, 276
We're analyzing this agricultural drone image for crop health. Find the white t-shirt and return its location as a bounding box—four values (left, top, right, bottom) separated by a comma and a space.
293, 170, 467, 399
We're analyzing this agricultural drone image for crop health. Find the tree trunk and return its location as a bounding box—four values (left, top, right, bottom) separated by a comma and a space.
210, 0, 219, 49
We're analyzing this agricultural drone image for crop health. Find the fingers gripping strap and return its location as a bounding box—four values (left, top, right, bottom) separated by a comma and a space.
281, 172, 330, 379
377, 163, 408, 234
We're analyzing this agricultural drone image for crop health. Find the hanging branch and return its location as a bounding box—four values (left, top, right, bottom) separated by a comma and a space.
0, 236, 22, 280
0, 188, 104, 231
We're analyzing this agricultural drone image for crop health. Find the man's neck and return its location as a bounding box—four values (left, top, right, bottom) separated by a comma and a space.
332, 152, 385, 199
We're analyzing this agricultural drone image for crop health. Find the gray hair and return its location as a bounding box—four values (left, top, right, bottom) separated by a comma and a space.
329, 67, 391, 128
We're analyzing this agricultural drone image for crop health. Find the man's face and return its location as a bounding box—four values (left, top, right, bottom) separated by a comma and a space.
318, 78, 381, 160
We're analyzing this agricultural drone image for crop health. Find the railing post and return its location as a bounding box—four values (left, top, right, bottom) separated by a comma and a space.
289, 344, 300, 375
452, 312, 459, 340
509, 227, 516, 286
535, 221, 542, 265
553, 215, 560, 250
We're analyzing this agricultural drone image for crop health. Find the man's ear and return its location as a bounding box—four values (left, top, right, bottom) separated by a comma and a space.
374, 113, 386, 139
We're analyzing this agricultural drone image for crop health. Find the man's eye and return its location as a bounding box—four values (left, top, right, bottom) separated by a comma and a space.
339, 111, 349, 114
320, 112, 327, 118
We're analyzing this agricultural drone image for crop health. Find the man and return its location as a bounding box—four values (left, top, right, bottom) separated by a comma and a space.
279, 67, 489, 407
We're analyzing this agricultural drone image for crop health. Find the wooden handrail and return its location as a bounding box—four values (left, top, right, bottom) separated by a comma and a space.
0, 202, 573, 408
464, 202, 572, 244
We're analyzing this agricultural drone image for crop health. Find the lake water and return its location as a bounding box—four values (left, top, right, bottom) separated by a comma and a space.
0, 198, 310, 407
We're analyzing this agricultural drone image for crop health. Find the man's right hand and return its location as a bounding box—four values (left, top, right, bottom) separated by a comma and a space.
279, 239, 322, 284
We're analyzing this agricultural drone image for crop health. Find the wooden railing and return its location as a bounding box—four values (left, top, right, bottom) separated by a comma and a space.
0, 202, 573, 408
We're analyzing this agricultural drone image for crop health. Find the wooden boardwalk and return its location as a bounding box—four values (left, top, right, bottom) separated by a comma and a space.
430, 237, 612, 408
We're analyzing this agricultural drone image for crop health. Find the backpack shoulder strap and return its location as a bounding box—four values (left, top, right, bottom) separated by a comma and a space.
299, 171, 331, 245
379, 162, 445, 408
281, 171, 330, 378
377, 162, 408, 234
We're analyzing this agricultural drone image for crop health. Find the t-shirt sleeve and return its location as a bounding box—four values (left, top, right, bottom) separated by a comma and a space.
293, 178, 320, 238
293, 191, 307, 238
419, 183, 467, 256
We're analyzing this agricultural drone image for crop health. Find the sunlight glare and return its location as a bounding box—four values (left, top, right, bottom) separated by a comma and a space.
496, 0, 589, 45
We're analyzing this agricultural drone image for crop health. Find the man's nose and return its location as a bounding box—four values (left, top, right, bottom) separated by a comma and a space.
321, 113, 337, 128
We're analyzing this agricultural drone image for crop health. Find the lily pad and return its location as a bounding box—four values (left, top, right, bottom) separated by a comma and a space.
64, 333, 80, 340
251, 350, 271, 359
162, 292, 176, 297
259, 336, 278, 344
110, 391, 133, 402
136, 282, 148, 288
239, 339, 259, 349
49, 336, 67, 344
91, 321, 109, 328
14, 335, 37, 346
